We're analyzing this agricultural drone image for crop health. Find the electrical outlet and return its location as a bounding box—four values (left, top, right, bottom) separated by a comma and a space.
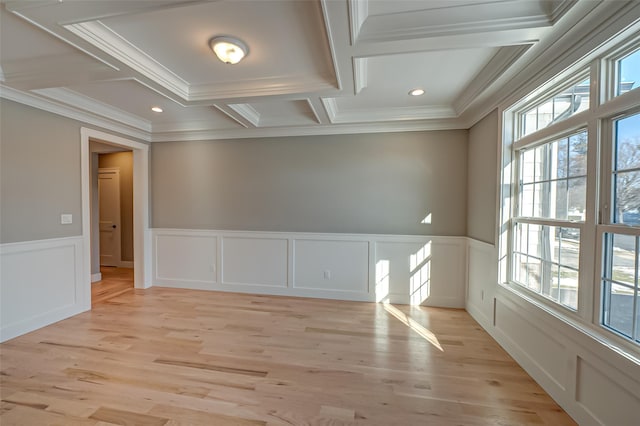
323, 270, 331, 280
60, 214, 73, 224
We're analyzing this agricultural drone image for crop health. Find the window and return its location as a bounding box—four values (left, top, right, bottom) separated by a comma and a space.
616, 48, 640, 96
520, 79, 590, 138
511, 131, 587, 309
501, 39, 640, 349
602, 232, 639, 342
601, 112, 640, 341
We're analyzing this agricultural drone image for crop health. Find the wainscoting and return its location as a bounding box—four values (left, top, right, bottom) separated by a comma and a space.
466, 239, 640, 426
151, 229, 468, 307
0, 236, 87, 342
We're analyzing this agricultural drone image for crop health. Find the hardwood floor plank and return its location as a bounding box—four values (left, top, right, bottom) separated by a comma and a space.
0, 287, 576, 425
89, 407, 169, 426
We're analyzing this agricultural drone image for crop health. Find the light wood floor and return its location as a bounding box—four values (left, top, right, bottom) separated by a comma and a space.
91, 266, 134, 306
0, 287, 576, 425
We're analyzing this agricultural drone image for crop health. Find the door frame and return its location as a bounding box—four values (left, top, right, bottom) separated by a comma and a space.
81, 127, 150, 310
98, 167, 122, 267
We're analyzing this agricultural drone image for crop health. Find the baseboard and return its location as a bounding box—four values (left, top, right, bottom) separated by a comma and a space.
119, 261, 134, 268
91, 272, 102, 282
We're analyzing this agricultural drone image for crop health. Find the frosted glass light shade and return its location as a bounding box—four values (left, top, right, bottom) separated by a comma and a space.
210, 36, 248, 64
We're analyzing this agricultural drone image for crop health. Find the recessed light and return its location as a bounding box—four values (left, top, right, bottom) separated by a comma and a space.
151, 106, 163, 113
409, 88, 425, 96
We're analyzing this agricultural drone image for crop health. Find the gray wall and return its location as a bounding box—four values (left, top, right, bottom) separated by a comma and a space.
0, 99, 82, 243
152, 130, 468, 236
467, 109, 499, 244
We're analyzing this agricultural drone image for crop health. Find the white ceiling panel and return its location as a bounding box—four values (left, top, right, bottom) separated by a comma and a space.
93, 1, 337, 91
66, 80, 239, 128
354, 48, 497, 108
1, 0, 627, 140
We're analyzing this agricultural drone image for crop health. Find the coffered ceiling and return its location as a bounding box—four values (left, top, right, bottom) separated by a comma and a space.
0, 0, 634, 141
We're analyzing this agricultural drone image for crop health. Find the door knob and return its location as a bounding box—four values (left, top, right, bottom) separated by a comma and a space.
112, 225, 117, 229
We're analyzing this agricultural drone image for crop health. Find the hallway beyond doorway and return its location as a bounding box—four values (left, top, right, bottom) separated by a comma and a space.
91, 266, 133, 306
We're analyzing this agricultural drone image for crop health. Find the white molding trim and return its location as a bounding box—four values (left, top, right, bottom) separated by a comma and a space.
330, 104, 457, 124
91, 272, 102, 282
228, 103, 261, 127
353, 57, 368, 95
305, 98, 323, 124
347, 0, 369, 44
0, 85, 151, 142
453, 44, 531, 115
321, 97, 338, 123
356, 2, 552, 43
1, 236, 85, 342
150, 117, 465, 142
319, 0, 343, 91
151, 228, 468, 306
188, 76, 336, 101
550, 0, 579, 24
81, 128, 150, 298
64, 21, 190, 100
465, 237, 640, 425
34, 87, 151, 132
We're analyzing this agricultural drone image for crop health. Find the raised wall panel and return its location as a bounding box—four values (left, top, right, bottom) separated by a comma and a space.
428, 241, 466, 308
495, 299, 568, 391
221, 237, 287, 287
576, 357, 640, 425
293, 239, 369, 293
466, 237, 640, 425
466, 240, 497, 327
155, 234, 216, 283
374, 241, 426, 304
1, 237, 85, 342
151, 230, 467, 304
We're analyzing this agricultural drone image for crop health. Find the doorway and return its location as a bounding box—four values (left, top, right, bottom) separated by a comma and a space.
81, 128, 150, 310
98, 167, 122, 267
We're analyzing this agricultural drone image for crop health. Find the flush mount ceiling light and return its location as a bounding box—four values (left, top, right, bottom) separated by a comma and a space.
409, 88, 425, 96
209, 36, 248, 64
151, 106, 163, 113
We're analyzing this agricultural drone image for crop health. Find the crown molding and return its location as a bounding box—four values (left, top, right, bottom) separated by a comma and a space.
353, 57, 368, 95
228, 103, 261, 127
305, 98, 323, 124
550, 0, 578, 24
456, 1, 640, 129
493, 0, 640, 120
347, 0, 368, 44
321, 97, 339, 123
358, 2, 554, 43
453, 44, 531, 115
319, 0, 343, 92
326, 103, 457, 124
64, 21, 190, 100
0, 85, 151, 141
151, 119, 240, 134
150, 117, 465, 142
33, 87, 151, 132
187, 74, 338, 101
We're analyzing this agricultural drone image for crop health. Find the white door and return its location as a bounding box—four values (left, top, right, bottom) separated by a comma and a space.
99, 168, 121, 267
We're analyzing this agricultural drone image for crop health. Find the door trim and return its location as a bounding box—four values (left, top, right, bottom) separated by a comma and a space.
81, 128, 150, 310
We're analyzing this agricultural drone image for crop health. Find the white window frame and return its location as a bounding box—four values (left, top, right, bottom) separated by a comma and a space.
500, 35, 640, 356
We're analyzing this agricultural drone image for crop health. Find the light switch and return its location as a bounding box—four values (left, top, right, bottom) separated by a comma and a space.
61, 214, 73, 224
